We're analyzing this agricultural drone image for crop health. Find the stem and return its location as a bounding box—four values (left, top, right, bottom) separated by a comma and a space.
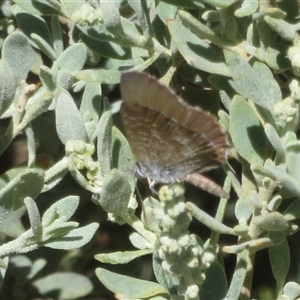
0, 230, 38, 259
241, 254, 255, 300
210, 176, 232, 248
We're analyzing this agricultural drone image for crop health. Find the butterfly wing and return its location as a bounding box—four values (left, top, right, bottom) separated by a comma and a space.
120, 71, 229, 183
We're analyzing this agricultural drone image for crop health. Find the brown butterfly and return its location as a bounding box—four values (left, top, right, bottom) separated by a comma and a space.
120, 71, 230, 198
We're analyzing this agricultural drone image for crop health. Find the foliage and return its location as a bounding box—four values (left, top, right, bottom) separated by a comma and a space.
0, 0, 299, 299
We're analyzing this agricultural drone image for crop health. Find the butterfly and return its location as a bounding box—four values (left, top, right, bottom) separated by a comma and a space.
120, 71, 230, 198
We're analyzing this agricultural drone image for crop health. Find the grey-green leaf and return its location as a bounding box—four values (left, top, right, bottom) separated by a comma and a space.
55, 43, 87, 72
99, 169, 132, 218
269, 232, 290, 293
42, 196, 80, 228
229, 95, 271, 165
0, 60, 16, 115
95, 249, 152, 264
97, 110, 112, 175
167, 19, 230, 76
55, 89, 88, 144
13, 0, 61, 15
225, 50, 280, 110
39, 66, 56, 92
96, 268, 167, 298
234, 0, 258, 17
2, 31, 34, 83
24, 197, 41, 236
112, 126, 136, 190
12, 5, 52, 46
283, 282, 300, 300
200, 261, 227, 300
44, 223, 99, 250
33, 272, 93, 299
252, 212, 289, 231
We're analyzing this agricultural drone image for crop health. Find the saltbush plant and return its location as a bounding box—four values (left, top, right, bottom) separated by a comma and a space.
0, 0, 299, 299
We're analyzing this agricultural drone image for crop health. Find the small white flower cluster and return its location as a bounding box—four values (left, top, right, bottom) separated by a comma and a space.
71, 4, 103, 26
65, 140, 102, 188
273, 97, 299, 131
154, 183, 210, 300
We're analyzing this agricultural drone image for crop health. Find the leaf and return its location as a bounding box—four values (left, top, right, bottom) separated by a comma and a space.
24, 197, 41, 236
156, 1, 177, 23
269, 233, 290, 293
12, 5, 52, 46
158, 0, 205, 9
283, 282, 300, 300
167, 19, 230, 76
264, 16, 297, 42
55, 43, 87, 72
234, 0, 258, 17
229, 95, 271, 165
178, 10, 227, 47
13, 0, 61, 15
80, 82, 102, 123
75, 69, 121, 84
224, 50, 280, 110
99, 169, 132, 218
100, 1, 122, 35
235, 195, 254, 221
0, 60, 16, 115
153, 247, 180, 291
283, 199, 300, 221
51, 15, 64, 55
56, 70, 73, 90
0, 206, 26, 238
0, 168, 44, 210
200, 261, 227, 300
97, 110, 112, 175
253, 62, 282, 106
80, 32, 132, 60
2, 31, 34, 83
31, 33, 57, 61
286, 143, 300, 181
33, 272, 93, 299
264, 123, 285, 164
265, 165, 300, 198
55, 89, 88, 144
96, 268, 167, 298
129, 232, 154, 250
44, 223, 99, 250
201, 0, 236, 8
28, 258, 47, 279
252, 212, 289, 232
112, 126, 136, 190
21, 87, 53, 127
39, 66, 56, 92
60, 0, 85, 16
95, 249, 152, 264
0, 257, 9, 284
42, 196, 80, 227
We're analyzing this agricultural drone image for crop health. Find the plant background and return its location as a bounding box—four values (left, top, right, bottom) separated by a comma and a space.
0, 0, 300, 300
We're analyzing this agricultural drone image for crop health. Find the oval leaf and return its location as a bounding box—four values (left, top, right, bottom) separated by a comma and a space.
96, 268, 167, 298
229, 95, 271, 165
99, 169, 132, 218
55, 89, 88, 144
